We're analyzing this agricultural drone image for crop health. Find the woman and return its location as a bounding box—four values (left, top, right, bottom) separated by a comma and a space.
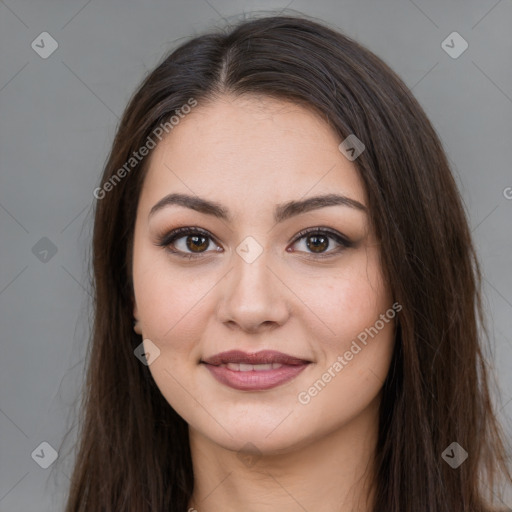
63, 13, 512, 511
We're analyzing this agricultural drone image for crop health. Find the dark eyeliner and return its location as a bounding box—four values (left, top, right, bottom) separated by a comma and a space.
155, 226, 218, 259
155, 226, 353, 259
289, 227, 353, 257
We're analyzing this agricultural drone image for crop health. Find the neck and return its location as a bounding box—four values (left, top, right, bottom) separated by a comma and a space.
187, 397, 379, 512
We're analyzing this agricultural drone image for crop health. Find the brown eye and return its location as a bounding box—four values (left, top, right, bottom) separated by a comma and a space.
305, 234, 329, 253
186, 234, 209, 253
290, 228, 352, 258
157, 227, 222, 259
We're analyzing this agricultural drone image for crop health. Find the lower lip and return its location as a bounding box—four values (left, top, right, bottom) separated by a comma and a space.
203, 363, 309, 391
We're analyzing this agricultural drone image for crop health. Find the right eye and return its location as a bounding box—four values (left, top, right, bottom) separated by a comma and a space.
156, 226, 223, 259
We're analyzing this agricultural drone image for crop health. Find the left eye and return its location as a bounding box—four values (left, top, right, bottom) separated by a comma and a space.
289, 228, 352, 257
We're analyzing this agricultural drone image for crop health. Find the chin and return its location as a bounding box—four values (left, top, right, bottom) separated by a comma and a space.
191, 411, 319, 456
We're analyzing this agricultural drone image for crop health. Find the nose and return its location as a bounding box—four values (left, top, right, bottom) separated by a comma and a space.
215, 245, 291, 334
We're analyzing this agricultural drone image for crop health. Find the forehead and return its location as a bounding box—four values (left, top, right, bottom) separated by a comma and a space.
140, 94, 366, 212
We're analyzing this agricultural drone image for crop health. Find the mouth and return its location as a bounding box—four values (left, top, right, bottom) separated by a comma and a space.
200, 350, 311, 391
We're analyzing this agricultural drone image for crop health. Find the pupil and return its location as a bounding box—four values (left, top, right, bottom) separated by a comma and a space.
187, 235, 208, 252
307, 235, 328, 252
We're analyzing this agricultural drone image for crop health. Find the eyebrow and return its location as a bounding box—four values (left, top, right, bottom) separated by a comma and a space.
149, 192, 367, 223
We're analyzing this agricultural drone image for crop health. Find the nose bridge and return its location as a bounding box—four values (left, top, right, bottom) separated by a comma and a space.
217, 238, 290, 330
234, 243, 272, 294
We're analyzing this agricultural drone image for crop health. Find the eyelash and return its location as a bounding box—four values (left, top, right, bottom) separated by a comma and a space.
156, 226, 353, 260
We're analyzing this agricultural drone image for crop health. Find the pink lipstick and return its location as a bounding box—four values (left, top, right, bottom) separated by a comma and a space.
201, 350, 311, 391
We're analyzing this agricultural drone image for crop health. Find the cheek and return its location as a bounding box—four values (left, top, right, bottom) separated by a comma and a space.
132, 248, 211, 344
297, 314, 395, 429
301, 253, 391, 347
298, 250, 395, 408
132, 255, 209, 421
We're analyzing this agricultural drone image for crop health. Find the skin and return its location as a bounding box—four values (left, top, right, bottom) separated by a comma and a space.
132, 94, 396, 512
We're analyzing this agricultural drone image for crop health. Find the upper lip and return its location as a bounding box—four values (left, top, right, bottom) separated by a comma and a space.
202, 350, 311, 366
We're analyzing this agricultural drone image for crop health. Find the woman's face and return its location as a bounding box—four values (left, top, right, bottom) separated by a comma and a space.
132, 94, 396, 454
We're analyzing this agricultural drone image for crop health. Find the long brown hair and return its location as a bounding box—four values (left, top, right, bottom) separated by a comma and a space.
62, 13, 511, 511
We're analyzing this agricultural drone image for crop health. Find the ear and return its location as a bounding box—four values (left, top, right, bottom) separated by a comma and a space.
133, 302, 142, 335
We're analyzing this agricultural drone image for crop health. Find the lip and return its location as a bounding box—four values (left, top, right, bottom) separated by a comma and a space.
202, 349, 310, 366
201, 350, 311, 391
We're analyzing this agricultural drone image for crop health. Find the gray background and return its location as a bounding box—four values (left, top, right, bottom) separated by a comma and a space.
1, 0, 511, 510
